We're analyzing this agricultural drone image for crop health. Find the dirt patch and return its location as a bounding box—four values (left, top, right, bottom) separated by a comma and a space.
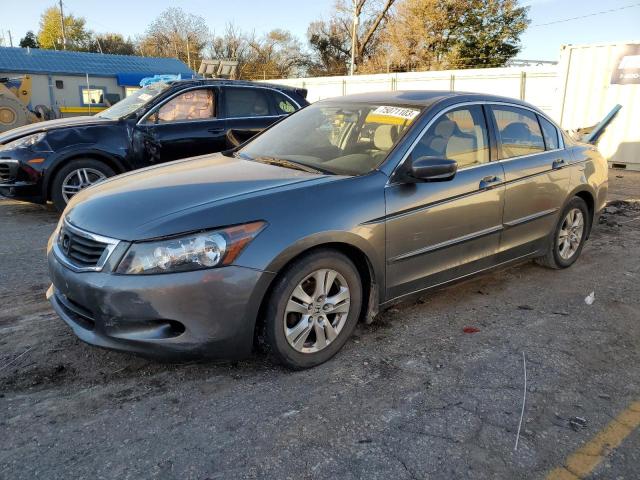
1, 195, 639, 479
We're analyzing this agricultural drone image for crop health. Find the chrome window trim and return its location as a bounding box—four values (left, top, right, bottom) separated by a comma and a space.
489, 103, 564, 158
223, 114, 285, 121
53, 218, 120, 273
388, 100, 566, 184
137, 85, 301, 126
221, 84, 302, 117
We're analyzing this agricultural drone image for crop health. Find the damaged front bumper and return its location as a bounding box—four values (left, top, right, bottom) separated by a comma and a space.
47, 247, 275, 359
0, 157, 45, 202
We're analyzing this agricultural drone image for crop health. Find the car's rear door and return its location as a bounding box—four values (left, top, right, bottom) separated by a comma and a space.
135, 86, 226, 164
488, 104, 571, 256
384, 104, 506, 300
221, 86, 299, 147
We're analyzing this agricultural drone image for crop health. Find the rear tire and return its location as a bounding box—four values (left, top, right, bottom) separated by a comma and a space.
536, 197, 590, 269
51, 159, 115, 212
264, 249, 363, 369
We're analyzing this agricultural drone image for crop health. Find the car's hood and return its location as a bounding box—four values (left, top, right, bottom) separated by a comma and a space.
65, 153, 334, 241
0, 116, 115, 144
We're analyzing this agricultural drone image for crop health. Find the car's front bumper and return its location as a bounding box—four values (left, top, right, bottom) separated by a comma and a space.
0, 157, 46, 202
47, 249, 275, 359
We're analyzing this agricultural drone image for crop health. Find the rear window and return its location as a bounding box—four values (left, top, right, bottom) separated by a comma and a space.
224, 87, 272, 118
491, 106, 545, 159
538, 115, 560, 150
270, 91, 298, 115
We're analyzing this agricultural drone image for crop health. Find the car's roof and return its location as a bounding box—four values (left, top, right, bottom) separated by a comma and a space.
169, 78, 304, 94
317, 90, 541, 111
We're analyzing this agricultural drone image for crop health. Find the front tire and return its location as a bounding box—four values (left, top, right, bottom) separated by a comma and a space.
264, 249, 363, 369
537, 197, 590, 269
51, 159, 115, 211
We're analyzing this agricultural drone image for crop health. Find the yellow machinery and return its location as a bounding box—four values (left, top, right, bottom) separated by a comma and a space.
0, 75, 47, 133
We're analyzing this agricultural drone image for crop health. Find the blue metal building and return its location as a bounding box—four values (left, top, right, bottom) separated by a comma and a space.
0, 47, 194, 116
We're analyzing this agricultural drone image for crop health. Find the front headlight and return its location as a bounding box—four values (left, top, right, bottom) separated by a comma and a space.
4, 132, 47, 150
115, 221, 266, 275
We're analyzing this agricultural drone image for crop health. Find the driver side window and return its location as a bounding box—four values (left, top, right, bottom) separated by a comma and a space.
410, 105, 489, 169
150, 89, 215, 123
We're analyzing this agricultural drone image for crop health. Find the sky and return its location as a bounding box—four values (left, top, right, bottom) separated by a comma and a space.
0, 0, 639, 61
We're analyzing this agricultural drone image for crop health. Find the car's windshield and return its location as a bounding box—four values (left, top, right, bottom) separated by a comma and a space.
239, 102, 422, 176
96, 82, 171, 120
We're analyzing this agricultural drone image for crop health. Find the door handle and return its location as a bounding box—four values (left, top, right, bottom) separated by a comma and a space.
479, 175, 501, 190
552, 158, 566, 169
208, 128, 225, 134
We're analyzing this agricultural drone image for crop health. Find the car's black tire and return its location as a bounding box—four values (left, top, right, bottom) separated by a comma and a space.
264, 249, 363, 369
536, 196, 591, 269
51, 159, 115, 212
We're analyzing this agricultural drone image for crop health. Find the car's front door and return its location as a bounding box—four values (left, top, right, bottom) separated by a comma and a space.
385, 104, 505, 300
488, 105, 572, 256
221, 87, 295, 147
135, 86, 227, 164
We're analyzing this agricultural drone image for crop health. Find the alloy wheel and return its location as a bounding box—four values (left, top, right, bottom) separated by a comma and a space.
61, 168, 107, 203
557, 208, 584, 260
283, 268, 351, 353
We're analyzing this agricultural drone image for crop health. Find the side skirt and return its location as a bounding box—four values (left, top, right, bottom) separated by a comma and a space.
379, 246, 544, 309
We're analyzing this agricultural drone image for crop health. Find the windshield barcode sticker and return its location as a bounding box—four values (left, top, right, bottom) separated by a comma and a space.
372, 106, 420, 120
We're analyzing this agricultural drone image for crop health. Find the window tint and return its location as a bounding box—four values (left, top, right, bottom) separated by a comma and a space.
491, 106, 545, 158
271, 91, 297, 114
225, 87, 272, 117
156, 89, 215, 123
410, 105, 489, 169
538, 115, 560, 150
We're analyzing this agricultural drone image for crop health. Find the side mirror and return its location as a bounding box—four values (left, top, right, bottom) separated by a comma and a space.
408, 156, 457, 182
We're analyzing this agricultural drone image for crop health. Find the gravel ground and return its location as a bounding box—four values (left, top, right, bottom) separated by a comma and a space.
1, 172, 639, 479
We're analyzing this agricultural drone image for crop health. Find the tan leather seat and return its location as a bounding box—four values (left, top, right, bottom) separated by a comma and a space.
373, 125, 399, 151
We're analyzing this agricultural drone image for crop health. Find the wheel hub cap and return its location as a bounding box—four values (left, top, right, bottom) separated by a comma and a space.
283, 269, 351, 354
61, 167, 108, 203
557, 208, 585, 260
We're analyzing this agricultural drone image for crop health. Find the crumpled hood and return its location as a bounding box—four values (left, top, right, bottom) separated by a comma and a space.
65, 153, 331, 240
0, 116, 114, 144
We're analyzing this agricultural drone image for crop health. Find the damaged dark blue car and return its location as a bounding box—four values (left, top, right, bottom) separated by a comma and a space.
0, 79, 307, 210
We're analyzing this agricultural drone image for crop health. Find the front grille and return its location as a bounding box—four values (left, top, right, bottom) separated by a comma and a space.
58, 225, 110, 268
0, 163, 11, 181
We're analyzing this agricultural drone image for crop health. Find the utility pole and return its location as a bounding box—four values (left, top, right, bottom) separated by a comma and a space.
59, 0, 67, 50
350, 0, 359, 75
7, 30, 13, 47
186, 34, 191, 70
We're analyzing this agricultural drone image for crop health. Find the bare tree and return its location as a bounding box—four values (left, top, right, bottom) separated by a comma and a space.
350, 0, 395, 67
308, 0, 396, 75
210, 25, 308, 79
210, 23, 248, 62
138, 7, 209, 69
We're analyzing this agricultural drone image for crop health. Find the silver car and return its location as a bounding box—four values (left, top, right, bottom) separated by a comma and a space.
47, 91, 608, 369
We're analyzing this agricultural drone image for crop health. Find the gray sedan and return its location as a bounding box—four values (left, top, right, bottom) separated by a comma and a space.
46, 91, 608, 369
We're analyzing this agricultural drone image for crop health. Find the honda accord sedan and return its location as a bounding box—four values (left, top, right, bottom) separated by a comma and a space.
47, 91, 608, 369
